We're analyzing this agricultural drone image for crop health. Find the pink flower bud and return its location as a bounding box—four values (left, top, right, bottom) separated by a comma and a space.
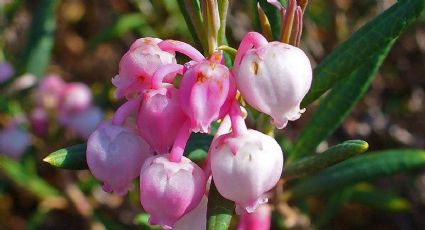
37, 74, 66, 109
0, 126, 31, 160
60, 82, 92, 113
65, 106, 103, 140
174, 196, 208, 230
139, 155, 207, 229
234, 32, 312, 129
210, 129, 283, 214
87, 121, 152, 195
237, 204, 272, 230
179, 53, 236, 133
112, 38, 176, 99
30, 107, 49, 136
137, 84, 187, 154
0, 61, 14, 83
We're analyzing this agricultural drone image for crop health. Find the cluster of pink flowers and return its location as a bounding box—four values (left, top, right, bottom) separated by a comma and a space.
86, 31, 311, 229
31, 74, 103, 139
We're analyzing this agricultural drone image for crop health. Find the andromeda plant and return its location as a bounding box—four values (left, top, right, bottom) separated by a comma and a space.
43, 0, 425, 229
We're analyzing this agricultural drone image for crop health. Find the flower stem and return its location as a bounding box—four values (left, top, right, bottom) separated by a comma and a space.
168, 120, 192, 162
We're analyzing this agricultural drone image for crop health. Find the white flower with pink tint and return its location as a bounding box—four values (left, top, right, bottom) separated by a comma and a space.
233, 32, 312, 129
139, 155, 207, 229
87, 121, 152, 195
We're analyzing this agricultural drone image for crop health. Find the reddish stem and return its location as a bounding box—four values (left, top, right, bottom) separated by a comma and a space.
151, 64, 183, 89
229, 101, 248, 137
158, 40, 205, 62
111, 98, 141, 126
233, 32, 268, 71
168, 120, 192, 163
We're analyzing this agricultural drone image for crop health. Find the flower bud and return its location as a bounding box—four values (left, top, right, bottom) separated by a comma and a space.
210, 129, 283, 214
30, 107, 49, 136
0, 126, 31, 160
179, 54, 236, 133
140, 155, 207, 229
234, 32, 312, 129
36, 74, 66, 109
65, 106, 103, 140
87, 121, 152, 195
112, 38, 176, 99
137, 84, 187, 154
0, 61, 14, 83
60, 82, 92, 113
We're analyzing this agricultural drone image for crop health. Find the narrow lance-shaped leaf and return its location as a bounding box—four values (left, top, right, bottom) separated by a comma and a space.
348, 184, 411, 212
43, 144, 88, 170
302, 0, 425, 107
22, 0, 59, 77
284, 149, 425, 200
88, 14, 150, 49
283, 140, 369, 179
288, 39, 395, 162
0, 156, 60, 199
177, 0, 207, 53
207, 180, 234, 230
257, 0, 283, 40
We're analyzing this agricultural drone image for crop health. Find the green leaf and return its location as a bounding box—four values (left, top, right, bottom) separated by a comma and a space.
22, 0, 59, 77
285, 149, 425, 200
134, 213, 161, 230
88, 14, 148, 49
185, 133, 213, 164
258, 0, 282, 40
207, 180, 234, 230
288, 39, 395, 162
0, 156, 60, 199
301, 0, 425, 107
43, 144, 88, 170
284, 140, 368, 179
348, 184, 411, 212
177, 0, 206, 53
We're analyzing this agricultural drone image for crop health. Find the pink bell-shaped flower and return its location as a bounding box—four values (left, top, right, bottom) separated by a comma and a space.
65, 106, 103, 140
60, 82, 92, 113
112, 38, 176, 99
86, 121, 152, 195
179, 52, 236, 133
139, 154, 207, 229
36, 74, 66, 109
210, 104, 283, 214
0, 61, 14, 83
137, 84, 187, 154
237, 204, 272, 230
0, 125, 31, 160
30, 107, 49, 136
233, 32, 312, 129
174, 196, 208, 230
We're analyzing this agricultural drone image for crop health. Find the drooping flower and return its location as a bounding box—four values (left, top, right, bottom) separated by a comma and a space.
0, 125, 31, 160
139, 154, 207, 229
0, 61, 15, 84
210, 128, 283, 214
30, 107, 49, 136
233, 32, 312, 129
65, 106, 103, 140
60, 82, 92, 113
112, 38, 177, 99
179, 52, 236, 133
137, 84, 187, 154
36, 74, 66, 109
86, 121, 152, 195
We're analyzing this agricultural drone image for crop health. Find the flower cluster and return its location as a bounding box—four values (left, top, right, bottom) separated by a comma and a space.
31, 74, 103, 139
87, 32, 311, 229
